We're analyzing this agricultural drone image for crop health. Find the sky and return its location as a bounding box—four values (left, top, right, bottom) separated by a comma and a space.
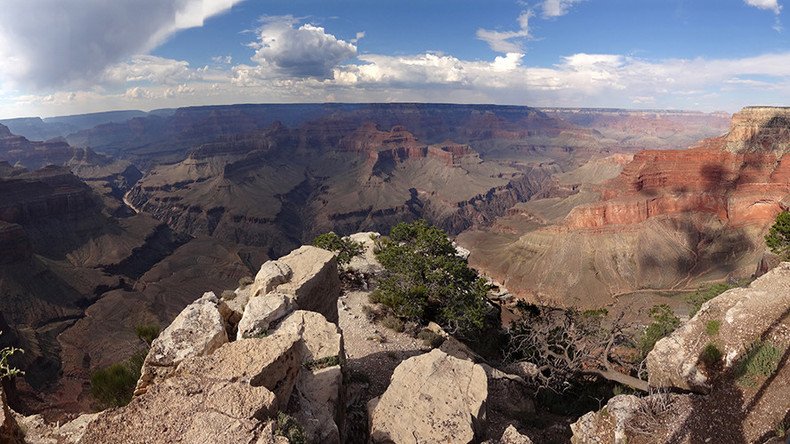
0, 0, 788, 119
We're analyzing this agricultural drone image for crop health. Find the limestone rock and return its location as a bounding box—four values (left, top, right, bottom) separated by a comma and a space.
178, 333, 304, 410
344, 232, 384, 275
369, 349, 488, 444
647, 263, 790, 392
237, 292, 293, 340
0, 386, 22, 444
135, 292, 228, 395
82, 333, 304, 443
276, 310, 345, 444
500, 424, 534, 444
570, 395, 641, 444
81, 376, 277, 444
277, 246, 341, 324
276, 310, 344, 361
221, 284, 252, 327
252, 260, 293, 298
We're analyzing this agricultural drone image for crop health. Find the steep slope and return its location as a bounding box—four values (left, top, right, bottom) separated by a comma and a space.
459, 107, 790, 308
0, 156, 250, 417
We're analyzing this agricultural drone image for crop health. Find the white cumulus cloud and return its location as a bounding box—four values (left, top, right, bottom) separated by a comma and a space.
0, 0, 242, 90
247, 16, 358, 79
744, 0, 782, 14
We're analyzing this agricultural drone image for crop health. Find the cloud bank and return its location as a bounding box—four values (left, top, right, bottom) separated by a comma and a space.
0, 0, 241, 90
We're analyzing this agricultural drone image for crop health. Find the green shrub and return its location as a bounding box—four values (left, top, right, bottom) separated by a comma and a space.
0, 331, 23, 379
90, 349, 146, 409
381, 315, 405, 333
220, 289, 237, 300
735, 341, 784, 386
238, 276, 254, 287
638, 305, 680, 356
700, 343, 723, 367
303, 355, 341, 371
417, 329, 445, 348
313, 232, 364, 265
686, 284, 733, 316
765, 210, 790, 260
705, 320, 721, 336
372, 220, 491, 337
135, 324, 160, 346
275, 412, 306, 444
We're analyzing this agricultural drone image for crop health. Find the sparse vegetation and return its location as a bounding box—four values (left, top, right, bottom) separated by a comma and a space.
381, 314, 405, 332
238, 275, 254, 287
507, 304, 648, 393
0, 331, 24, 379
417, 329, 445, 348
638, 305, 680, 356
135, 324, 160, 346
704, 320, 721, 336
90, 349, 146, 409
371, 220, 492, 338
275, 412, 307, 444
765, 210, 790, 260
220, 289, 237, 300
735, 341, 784, 386
686, 283, 733, 316
700, 343, 722, 367
303, 355, 341, 371
313, 232, 364, 265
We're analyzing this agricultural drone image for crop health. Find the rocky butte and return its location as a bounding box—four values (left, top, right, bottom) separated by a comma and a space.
459, 106, 790, 308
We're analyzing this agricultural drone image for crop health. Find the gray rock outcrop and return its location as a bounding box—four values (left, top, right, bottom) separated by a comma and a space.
276, 246, 341, 323
647, 263, 790, 392
236, 292, 293, 340
135, 292, 229, 395
570, 395, 641, 444
368, 349, 488, 444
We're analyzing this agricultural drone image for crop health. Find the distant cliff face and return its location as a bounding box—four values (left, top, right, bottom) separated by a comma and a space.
127, 119, 561, 258
460, 107, 790, 308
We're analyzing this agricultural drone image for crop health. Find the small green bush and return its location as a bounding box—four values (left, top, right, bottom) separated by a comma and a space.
90, 349, 146, 409
638, 305, 680, 356
705, 320, 721, 336
0, 331, 24, 379
381, 315, 405, 333
220, 289, 237, 300
417, 329, 445, 348
135, 324, 160, 346
765, 210, 790, 260
313, 232, 364, 265
238, 276, 254, 287
303, 355, 341, 371
700, 343, 723, 367
735, 341, 784, 386
275, 412, 306, 444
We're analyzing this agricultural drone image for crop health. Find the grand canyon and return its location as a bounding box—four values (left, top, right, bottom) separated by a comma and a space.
1, 1, 789, 443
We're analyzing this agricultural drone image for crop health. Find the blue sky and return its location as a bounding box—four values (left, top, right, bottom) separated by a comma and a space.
0, 0, 788, 118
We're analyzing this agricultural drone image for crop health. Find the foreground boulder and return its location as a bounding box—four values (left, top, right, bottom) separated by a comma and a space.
276, 246, 341, 324
368, 349, 488, 443
135, 292, 228, 395
278, 310, 345, 444
236, 292, 293, 340
81, 333, 303, 443
570, 395, 641, 444
344, 232, 384, 276
647, 263, 790, 392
